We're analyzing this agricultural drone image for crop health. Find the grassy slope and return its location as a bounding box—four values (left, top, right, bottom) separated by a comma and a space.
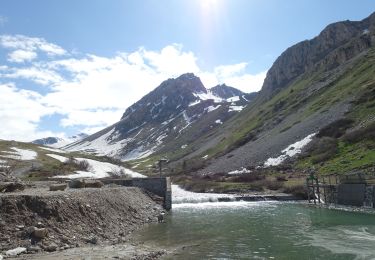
296, 48, 375, 175
0, 140, 134, 180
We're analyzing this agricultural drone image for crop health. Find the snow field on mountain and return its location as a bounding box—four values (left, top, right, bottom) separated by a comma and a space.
264, 133, 316, 167
0, 147, 37, 160
46, 153, 145, 178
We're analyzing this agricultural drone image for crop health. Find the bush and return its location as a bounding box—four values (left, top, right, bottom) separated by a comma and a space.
276, 175, 287, 181
307, 137, 338, 163
76, 160, 91, 171
316, 118, 354, 138
231, 173, 265, 183
63, 157, 92, 171
283, 184, 308, 199
262, 179, 283, 190
342, 121, 375, 143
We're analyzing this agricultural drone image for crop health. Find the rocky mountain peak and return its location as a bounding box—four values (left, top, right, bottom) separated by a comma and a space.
210, 84, 244, 99
260, 12, 375, 100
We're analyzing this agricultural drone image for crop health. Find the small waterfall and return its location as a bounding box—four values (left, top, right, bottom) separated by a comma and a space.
172, 185, 236, 204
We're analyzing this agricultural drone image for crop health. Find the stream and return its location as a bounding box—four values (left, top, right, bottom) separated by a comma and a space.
134, 185, 375, 259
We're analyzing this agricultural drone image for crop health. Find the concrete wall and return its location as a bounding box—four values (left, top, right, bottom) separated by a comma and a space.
337, 184, 366, 207
102, 177, 172, 210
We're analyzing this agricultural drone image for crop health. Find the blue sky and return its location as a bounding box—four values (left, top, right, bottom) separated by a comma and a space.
0, 0, 374, 141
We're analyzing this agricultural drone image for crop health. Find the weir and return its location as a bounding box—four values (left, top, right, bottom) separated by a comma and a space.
306, 172, 375, 208
102, 177, 172, 210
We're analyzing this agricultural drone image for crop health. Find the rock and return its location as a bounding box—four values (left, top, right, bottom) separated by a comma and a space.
37, 222, 44, 228
24, 226, 36, 237
84, 180, 104, 188
50, 184, 67, 191
0, 182, 25, 192
32, 228, 48, 239
43, 242, 57, 252
86, 236, 98, 244
68, 179, 86, 189
5, 247, 27, 256
27, 245, 41, 253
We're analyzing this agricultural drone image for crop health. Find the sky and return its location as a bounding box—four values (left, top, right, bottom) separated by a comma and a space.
0, 0, 374, 141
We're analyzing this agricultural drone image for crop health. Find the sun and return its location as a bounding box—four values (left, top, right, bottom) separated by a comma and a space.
200, 0, 219, 10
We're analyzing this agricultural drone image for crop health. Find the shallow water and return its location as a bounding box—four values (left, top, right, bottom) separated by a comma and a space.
135, 201, 375, 260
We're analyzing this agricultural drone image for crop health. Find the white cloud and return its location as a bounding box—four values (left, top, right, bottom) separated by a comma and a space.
8, 49, 37, 63
0, 34, 66, 56
0, 83, 62, 141
0, 35, 268, 141
2, 66, 63, 85
200, 63, 266, 92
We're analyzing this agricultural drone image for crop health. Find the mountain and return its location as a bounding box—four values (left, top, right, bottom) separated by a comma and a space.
65, 74, 256, 159
68, 12, 375, 178
32, 133, 88, 148
180, 11, 375, 176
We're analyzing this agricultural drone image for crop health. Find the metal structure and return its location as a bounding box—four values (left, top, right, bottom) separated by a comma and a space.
157, 158, 168, 178
306, 171, 375, 208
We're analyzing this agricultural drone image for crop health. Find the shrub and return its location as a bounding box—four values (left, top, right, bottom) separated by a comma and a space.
231, 173, 265, 183
276, 175, 287, 181
262, 179, 283, 190
283, 184, 308, 199
307, 137, 338, 163
316, 118, 354, 138
342, 121, 375, 143
76, 160, 91, 171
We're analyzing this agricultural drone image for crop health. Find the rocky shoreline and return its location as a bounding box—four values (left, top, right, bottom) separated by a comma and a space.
0, 184, 167, 259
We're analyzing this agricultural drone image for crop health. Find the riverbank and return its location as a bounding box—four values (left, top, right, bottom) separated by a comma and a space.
0, 183, 166, 258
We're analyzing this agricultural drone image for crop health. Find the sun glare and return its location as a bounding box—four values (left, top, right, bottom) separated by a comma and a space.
200, 0, 219, 10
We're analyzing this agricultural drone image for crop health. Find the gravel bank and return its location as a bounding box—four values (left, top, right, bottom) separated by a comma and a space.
0, 186, 165, 257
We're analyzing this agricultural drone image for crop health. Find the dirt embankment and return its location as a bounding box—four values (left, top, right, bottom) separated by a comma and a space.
0, 186, 165, 258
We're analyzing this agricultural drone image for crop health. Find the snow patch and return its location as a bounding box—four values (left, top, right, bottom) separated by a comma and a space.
50, 154, 145, 179
227, 96, 240, 102
264, 133, 316, 167
181, 144, 187, 149
188, 99, 201, 107
193, 91, 223, 103
215, 119, 223, 124
0, 147, 37, 160
202, 155, 208, 159
66, 128, 131, 157
205, 105, 221, 113
229, 105, 244, 112
228, 167, 251, 175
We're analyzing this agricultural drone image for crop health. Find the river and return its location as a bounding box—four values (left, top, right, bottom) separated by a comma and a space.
134, 185, 375, 259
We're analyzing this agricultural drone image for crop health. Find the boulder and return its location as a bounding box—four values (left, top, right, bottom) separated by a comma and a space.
68, 179, 86, 189
84, 180, 104, 188
32, 228, 48, 239
49, 184, 67, 191
0, 182, 25, 192
43, 242, 57, 252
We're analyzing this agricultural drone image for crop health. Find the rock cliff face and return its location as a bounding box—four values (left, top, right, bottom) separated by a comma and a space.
261, 12, 375, 100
